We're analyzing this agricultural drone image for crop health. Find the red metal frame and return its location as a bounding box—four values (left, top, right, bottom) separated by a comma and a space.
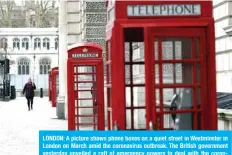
105, 40, 113, 130
106, 1, 217, 130
148, 28, 207, 130
67, 43, 105, 130
51, 67, 59, 107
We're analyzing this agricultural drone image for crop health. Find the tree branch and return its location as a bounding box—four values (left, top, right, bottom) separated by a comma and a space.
0, 1, 6, 23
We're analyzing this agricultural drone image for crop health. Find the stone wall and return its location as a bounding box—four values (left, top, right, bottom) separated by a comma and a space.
64, 0, 107, 127
217, 109, 232, 130
84, 1, 107, 69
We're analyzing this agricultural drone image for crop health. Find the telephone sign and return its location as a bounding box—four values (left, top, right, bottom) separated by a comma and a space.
127, 4, 201, 16
72, 53, 98, 58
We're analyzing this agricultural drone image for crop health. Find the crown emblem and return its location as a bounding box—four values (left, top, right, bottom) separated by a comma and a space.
82, 48, 88, 53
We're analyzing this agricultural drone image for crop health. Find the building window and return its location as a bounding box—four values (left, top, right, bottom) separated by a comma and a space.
13, 38, 20, 49
34, 38, 41, 49
39, 58, 51, 74
55, 38, 58, 50
224, 120, 229, 130
22, 38, 29, 50
43, 38, 50, 50
18, 58, 30, 75
0, 38, 7, 49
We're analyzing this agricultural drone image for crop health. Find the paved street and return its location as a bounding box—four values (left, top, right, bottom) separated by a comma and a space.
0, 97, 67, 155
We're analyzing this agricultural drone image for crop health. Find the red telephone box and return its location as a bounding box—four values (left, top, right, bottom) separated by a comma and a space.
51, 67, 59, 107
105, 1, 217, 130
48, 69, 52, 102
67, 43, 104, 130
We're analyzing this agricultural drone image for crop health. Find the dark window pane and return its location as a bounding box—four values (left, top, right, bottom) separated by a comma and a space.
44, 65, 47, 74
55, 42, 58, 50
47, 43, 50, 50
26, 42, 29, 50
26, 65, 29, 74
22, 66, 25, 75
18, 66, 21, 75
34, 42, 37, 49
40, 65, 43, 74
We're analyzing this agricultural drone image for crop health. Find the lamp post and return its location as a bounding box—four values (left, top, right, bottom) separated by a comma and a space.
30, 10, 36, 82
1, 38, 7, 100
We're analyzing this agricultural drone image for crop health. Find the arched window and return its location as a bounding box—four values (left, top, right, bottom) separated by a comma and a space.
39, 58, 51, 74
13, 38, 20, 49
22, 38, 29, 50
34, 38, 41, 49
43, 38, 50, 50
0, 38, 7, 49
18, 58, 30, 75
55, 38, 58, 50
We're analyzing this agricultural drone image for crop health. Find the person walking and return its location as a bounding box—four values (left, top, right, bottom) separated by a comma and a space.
22, 78, 36, 111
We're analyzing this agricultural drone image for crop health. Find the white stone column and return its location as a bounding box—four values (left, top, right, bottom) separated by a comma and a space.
57, 0, 67, 119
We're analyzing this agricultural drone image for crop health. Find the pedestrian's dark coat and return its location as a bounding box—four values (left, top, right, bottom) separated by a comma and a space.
23, 82, 36, 98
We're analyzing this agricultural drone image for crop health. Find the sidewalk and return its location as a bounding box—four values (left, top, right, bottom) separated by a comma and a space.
0, 97, 67, 155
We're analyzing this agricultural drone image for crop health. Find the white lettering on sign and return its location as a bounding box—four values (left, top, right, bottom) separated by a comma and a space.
127, 4, 201, 16
72, 53, 98, 58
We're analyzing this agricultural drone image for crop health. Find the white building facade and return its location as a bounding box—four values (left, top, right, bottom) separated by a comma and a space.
214, 0, 232, 92
57, 0, 106, 119
0, 28, 59, 95
213, 0, 232, 130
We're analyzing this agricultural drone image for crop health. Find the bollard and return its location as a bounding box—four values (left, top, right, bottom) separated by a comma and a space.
10, 86, 16, 99
40, 88, 43, 98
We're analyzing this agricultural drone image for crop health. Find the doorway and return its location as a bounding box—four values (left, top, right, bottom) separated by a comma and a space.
124, 27, 207, 130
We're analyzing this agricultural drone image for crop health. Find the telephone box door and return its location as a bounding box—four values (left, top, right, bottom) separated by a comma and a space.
68, 60, 104, 130
55, 71, 59, 107
147, 28, 207, 130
